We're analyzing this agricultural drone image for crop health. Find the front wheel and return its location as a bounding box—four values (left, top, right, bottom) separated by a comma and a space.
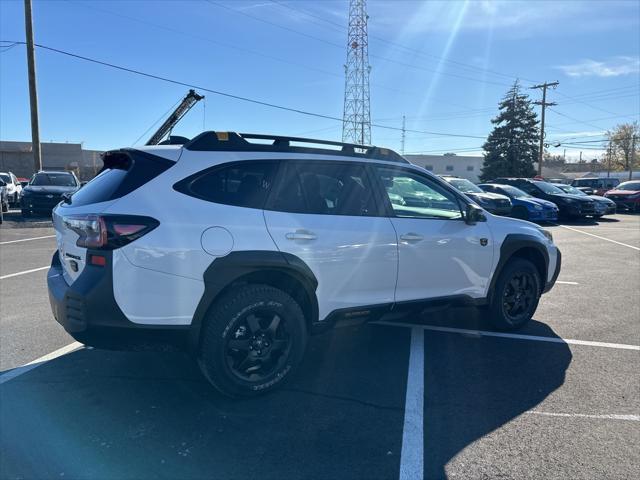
198, 284, 307, 397
486, 258, 541, 331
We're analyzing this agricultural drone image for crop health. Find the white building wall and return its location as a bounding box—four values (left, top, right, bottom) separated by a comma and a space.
404, 154, 484, 182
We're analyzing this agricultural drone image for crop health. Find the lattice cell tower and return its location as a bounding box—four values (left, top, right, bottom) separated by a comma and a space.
342, 0, 372, 146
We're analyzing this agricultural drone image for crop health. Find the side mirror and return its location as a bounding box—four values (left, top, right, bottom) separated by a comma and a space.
465, 203, 486, 225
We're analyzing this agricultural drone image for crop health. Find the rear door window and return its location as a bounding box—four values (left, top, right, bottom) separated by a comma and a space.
175, 160, 278, 209
266, 161, 379, 216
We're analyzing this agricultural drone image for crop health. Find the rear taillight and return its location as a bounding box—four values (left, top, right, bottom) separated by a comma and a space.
63, 214, 159, 250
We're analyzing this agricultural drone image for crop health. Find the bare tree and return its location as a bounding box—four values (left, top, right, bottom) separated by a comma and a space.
607, 122, 639, 180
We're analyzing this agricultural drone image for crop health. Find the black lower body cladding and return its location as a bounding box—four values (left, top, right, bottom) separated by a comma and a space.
47, 251, 188, 350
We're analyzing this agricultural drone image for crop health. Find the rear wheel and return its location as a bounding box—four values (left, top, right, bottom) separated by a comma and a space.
198, 284, 307, 397
487, 258, 541, 331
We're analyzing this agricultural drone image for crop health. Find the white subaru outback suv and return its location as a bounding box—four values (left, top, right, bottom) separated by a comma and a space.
48, 132, 560, 397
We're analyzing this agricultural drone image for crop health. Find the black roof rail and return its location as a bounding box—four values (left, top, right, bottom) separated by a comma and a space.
183, 131, 409, 164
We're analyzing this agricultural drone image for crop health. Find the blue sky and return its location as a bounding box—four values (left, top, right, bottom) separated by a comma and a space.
0, 0, 638, 160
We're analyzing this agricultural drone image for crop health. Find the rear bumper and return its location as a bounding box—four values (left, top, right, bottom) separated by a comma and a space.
47, 251, 188, 350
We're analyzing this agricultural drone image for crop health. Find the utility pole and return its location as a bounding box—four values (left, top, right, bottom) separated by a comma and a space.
579, 151, 582, 163
606, 142, 612, 178
24, 0, 42, 172
531, 81, 559, 177
400, 115, 406, 156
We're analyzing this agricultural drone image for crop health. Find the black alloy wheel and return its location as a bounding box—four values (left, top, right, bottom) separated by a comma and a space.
486, 258, 541, 331
501, 271, 537, 323
225, 310, 292, 383
198, 284, 307, 397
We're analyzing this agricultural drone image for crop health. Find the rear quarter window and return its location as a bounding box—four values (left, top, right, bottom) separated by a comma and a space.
173, 160, 278, 209
70, 150, 174, 207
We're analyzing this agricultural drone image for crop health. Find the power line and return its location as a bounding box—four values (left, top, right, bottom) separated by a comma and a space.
63, 0, 485, 111
2, 40, 496, 141
206, 0, 512, 88
269, 0, 536, 84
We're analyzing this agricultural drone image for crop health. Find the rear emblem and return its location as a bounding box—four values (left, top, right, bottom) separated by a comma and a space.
46, 194, 53, 198
480, 238, 488, 246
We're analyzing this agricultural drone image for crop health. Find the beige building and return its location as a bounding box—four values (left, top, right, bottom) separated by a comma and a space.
404, 154, 484, 182
0, 141, 103, 181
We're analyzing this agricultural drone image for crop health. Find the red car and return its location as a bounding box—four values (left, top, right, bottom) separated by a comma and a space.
604, 180, 640, 212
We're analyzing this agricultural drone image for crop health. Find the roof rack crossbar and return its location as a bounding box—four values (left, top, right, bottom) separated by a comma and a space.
184, 131, 408, 164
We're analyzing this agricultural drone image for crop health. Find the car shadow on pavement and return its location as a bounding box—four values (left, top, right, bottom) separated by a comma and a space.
0, 317, 571, 480
0, 325, 410, 480
411, 310, 572, 479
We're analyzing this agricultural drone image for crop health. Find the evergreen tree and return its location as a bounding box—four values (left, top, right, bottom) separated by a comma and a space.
480, 81, 540, 181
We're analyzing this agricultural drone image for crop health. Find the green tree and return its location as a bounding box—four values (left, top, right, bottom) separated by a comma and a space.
480, 81, 539, 181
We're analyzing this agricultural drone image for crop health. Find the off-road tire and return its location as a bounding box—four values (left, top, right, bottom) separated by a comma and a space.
198, 284, 307, 398
487, 258, 541, 331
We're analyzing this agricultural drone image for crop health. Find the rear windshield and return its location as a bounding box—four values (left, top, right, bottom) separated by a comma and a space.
0, 174, 10, 183
69, 150, 174, 207
30, 172, 77, 187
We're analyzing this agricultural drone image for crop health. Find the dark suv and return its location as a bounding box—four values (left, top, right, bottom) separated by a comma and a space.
493, 178, 596, 219
571, 177, 619, 196
21, 171, 80, 217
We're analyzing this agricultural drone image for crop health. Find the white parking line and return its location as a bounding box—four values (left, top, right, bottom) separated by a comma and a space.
528, 411, 639, 422
556, 281, 579, 285
400, 327, 424, 480
556, 224, 640, 251
0, 342, 83, 385
0, 235, 55, 245
376, 321, 640, 351
0, 266, 49, 280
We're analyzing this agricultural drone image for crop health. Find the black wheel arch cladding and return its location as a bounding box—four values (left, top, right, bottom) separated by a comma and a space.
488, 234, 550, 303
188, 250, 319, 351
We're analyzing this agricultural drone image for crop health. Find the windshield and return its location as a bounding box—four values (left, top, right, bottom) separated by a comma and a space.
617, 181, 640, 191
446, 178, 483, 193
533, 181, 564, 195
30, 172, 77, 187
558, 185, 587, 196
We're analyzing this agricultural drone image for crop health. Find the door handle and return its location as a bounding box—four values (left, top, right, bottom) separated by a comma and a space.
286, 230, 317, 241
400, 232, 424, 242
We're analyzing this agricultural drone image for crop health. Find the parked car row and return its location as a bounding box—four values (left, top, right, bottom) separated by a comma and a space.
438, 174, 639, 222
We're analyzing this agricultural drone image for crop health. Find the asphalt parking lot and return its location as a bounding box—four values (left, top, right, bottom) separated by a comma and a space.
1, 212, 638, 480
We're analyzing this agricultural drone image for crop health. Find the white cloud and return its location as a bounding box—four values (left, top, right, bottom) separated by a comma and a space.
557, 56, 640, 77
